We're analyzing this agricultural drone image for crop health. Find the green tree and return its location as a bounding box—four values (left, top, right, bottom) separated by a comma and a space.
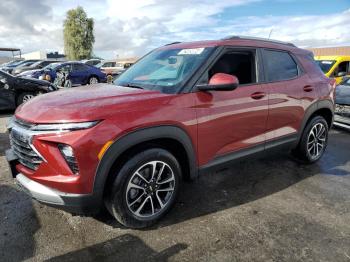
63, 6, 94, 60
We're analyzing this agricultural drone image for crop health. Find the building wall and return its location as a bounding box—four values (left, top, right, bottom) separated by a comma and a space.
308, 46, 350, 56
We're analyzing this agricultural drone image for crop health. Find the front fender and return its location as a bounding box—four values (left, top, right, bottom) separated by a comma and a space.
93, 125, 197, 201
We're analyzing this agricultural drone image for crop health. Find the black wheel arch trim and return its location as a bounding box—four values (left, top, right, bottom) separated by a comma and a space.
92, 125, 198, 202
296, 99, 334, 144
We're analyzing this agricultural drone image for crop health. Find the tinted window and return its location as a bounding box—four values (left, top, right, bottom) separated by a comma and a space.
102, 62, 116, 67
58, 64, 72, 72
316, 60, 335, 74
205, 50, 256, 85
264, 50, 298, 81
73, 64, 88, 71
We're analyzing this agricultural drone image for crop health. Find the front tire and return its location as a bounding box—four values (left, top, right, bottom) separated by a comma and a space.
17, 92, 36, 105
294, 115, 329, 163
105, 148, 181, 228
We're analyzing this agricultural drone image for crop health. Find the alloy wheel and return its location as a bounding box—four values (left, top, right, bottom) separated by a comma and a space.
89, 77, 98, 84
126, 161, 175, 218
22, 94, 35, 103
307, 122, 327, 159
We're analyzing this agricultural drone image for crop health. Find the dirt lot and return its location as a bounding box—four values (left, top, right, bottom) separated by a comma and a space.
0, 112, 349, 262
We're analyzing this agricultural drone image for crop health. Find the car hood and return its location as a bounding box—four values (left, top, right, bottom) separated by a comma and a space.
15, 84, 168, 123
18, 69, 42, 76
14, 66, 33, 72
15, 76, 51, 86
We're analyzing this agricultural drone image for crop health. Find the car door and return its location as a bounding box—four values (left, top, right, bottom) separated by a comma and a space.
261, 49, 306, 144
70, 64, 89, 85
195, 48, 269, 166
0, 72, 15, 109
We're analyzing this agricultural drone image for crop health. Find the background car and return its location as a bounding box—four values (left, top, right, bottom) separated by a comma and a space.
0, 69, 57, 109
18, 62, 107, 86
18, 62, 61, 79
12, 60, 57, 75
44, 62, 107, 85
335, 77, 350, 105
0, 59, 41, 74
334, 77, 350, 129
315, 55, 350, 84
99, 60, 136, 83
82, 59, 101, 66
0, 59, 24, 67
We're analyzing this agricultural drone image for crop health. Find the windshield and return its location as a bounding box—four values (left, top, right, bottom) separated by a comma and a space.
114, 47, 214, 94
316, 60, 336, 74
30, 61, 44, 67
43, 62, 61, 70
17, 61, 35, 68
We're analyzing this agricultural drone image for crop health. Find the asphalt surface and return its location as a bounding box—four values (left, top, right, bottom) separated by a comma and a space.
0, 112, 349, 262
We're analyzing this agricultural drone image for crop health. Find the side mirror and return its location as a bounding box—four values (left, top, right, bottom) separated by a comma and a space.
197, 73, 239, 91
337, 71, 347, 77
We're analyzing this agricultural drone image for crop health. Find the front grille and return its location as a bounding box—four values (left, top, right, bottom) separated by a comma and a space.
9, 124, 43, 170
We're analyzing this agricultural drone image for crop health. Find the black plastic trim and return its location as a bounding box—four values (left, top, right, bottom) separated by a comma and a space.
199, 134, 298, 174
93, 125, 198, 201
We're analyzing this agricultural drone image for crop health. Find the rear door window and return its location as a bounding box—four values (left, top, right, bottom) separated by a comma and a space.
73, 64, 89, 71
263, 50, 298, 82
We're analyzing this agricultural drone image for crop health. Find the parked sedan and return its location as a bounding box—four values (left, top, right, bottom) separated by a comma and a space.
334, 77, 350, 130
12, 60, 57, 75
0, 70, 57, 110
19, 62, 107, 86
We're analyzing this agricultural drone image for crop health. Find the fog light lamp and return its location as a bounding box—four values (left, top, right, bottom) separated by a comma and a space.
58, 144, 79, 174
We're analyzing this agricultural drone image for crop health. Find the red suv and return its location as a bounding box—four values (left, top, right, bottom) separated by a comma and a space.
6, 37, 335, 228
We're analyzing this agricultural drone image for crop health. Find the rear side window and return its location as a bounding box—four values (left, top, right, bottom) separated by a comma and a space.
74, 64, 88, 71
264, 50, 298, 82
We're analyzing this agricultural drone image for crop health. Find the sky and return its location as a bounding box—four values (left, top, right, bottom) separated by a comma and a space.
0, 0, 349, 59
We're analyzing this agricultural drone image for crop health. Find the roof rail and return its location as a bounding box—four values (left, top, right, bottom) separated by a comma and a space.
164, 42, 182, 46
222, 35, 295, 47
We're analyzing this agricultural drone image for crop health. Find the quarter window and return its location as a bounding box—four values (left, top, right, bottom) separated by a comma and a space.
264, 50, 298, 82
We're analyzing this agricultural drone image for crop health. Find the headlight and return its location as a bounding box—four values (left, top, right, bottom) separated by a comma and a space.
29, 121, 100, 131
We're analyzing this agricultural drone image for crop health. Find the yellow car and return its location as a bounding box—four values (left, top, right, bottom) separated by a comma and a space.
315, 55, 350, 84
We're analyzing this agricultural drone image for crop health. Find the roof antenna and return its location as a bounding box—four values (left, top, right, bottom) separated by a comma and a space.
268, 29, 273, 39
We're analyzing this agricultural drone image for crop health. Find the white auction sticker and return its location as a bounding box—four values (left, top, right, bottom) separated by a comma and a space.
178, 48, 204, 55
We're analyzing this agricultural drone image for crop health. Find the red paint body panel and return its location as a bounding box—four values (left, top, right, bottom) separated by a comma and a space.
12, 39, 334, 195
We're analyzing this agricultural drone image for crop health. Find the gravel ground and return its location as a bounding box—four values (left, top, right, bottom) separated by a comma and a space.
0, 112, 349, 262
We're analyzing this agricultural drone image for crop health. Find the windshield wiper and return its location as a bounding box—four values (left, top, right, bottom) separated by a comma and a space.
124, 83, 144, 89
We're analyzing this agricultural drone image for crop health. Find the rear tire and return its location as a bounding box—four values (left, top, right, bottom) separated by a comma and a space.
105, 148, 181, 228
294, 115, 329, 163
88, 76, 99, 85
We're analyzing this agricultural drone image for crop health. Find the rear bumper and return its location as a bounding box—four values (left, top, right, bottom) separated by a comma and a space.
6, 149, 101, 214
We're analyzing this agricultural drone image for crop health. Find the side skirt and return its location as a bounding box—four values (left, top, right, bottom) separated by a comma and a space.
199, 134, 298, 175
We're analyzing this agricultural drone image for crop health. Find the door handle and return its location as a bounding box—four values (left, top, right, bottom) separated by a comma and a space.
251, 92, 266, 100
303, 85, 313, 92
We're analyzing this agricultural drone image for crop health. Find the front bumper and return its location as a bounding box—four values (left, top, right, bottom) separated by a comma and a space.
6, 148, 101, 214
